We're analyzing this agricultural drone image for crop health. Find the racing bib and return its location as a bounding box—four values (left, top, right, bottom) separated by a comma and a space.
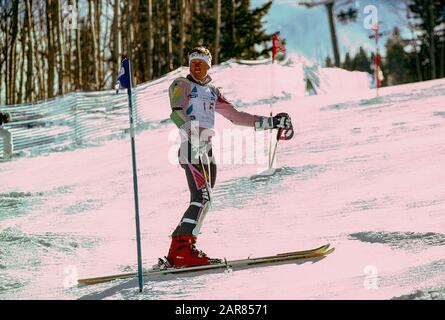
185, 84, 217, 129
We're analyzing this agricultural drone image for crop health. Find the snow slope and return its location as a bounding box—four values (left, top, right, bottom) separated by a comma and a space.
0, 60, 444, 300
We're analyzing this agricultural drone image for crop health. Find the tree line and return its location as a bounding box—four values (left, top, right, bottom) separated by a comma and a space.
0, 0, 273, 106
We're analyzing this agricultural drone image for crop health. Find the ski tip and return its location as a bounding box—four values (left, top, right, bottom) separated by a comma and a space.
314, 243, 331, 252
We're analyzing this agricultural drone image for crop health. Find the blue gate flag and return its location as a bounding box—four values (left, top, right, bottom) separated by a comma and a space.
116, 58, 132, 90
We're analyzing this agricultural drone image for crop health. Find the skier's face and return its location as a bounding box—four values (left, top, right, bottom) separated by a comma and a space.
190, 59, 209, 81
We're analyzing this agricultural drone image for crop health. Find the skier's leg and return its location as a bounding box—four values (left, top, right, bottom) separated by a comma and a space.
167, 147, 218, 267
172, 159, 210, 236
192, 149, 216, 235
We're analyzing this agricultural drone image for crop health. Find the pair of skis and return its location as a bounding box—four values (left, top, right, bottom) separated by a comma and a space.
77, 243, 334, 286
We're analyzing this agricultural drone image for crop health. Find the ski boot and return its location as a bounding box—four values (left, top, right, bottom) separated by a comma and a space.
166, 235, 221, 268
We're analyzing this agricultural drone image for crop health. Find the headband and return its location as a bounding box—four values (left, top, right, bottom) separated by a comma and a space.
189, 52, 212, 68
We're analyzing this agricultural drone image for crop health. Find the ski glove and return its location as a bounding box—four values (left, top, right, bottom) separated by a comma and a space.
255, 112, 293, 131
273, 113, 293, 129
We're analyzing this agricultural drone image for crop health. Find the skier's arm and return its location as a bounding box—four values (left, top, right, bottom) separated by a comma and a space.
215, 89, 260, 127
215, 89, 293, 131
169, 79, 193, 135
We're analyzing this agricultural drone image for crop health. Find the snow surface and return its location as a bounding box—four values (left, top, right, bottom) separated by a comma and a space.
0, 59, 444, 300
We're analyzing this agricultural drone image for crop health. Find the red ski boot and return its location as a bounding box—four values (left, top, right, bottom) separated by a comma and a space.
166, 235, 219, 268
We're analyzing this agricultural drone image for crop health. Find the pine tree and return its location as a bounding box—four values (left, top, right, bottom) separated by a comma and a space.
187, 0, 273, 61
325, 56, 334, 67
352, 47, 371, 73
408, 0, 445, 80
383, 27, 412, 85
342, 52, 352, 70
226, 0, 273, 60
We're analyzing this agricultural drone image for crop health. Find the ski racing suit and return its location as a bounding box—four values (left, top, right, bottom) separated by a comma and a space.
169, 74, 261, 237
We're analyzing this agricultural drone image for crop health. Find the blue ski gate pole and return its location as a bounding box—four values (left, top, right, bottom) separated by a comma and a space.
116, 58, 144, 292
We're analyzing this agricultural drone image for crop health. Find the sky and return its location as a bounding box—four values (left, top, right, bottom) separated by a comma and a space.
252, 0, 411, 64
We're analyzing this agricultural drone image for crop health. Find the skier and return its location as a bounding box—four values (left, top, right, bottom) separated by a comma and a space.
166, 46, 294, 268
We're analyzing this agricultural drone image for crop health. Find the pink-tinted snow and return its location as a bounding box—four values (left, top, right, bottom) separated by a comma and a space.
0, 59, 444, 300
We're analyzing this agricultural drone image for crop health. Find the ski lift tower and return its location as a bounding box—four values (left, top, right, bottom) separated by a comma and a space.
297, 0, 341, 67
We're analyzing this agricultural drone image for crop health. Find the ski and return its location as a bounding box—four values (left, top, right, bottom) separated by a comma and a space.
77, 243, 334, 286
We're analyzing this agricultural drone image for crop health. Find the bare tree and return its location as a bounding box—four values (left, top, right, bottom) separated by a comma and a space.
185, 0, 192, 42
214, 0, 221, 65
55, 0, 65, 95
64, 0, 72, 92
153, 0, 161, 77
7, 0, 19, 104
165, 0, 173, 71
103, 0, 111, 87
19, 1, 27, 104
112, 0, 122, 86
36, 1, 46, 99
88, 0, 99, 89
194, 0, 201, 15
0, 3, 3, 104
147, 0, 153, 78
25, 0, 34, 102
95, 0, 102, 88
0, 1, 5, 105
441, 36, 444, 79
124, 0, 135, 60
75, 0, 82, 89
46, 0, 55, 98
179, 0, 186, 66
231, 0, 236, 49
